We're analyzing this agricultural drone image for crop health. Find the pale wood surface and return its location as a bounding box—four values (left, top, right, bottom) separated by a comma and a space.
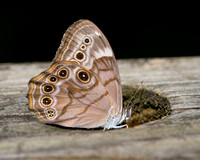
0, 57, 200, 159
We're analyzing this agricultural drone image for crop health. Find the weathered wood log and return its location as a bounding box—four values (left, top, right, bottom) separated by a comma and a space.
0, 57, 200, 159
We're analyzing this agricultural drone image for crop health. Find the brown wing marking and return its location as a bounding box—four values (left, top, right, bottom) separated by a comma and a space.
75, 91, 109, 116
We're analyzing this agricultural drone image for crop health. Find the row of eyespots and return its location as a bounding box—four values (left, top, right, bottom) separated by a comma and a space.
40, 68, 69, 107
40, 67, 91, 119
49, 66, 91, 84
40, 67, 70, 119
74, 36, 92, 62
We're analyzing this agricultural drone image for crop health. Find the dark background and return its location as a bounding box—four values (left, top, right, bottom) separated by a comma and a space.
0, 4, 200, 62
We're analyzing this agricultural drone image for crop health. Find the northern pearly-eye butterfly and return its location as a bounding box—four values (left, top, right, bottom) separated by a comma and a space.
27, 19, 130, 130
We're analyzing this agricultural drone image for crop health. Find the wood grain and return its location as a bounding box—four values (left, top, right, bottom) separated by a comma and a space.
0, 57, 200, 159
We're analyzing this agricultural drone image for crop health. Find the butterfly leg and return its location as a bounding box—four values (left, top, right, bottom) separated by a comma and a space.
103, 124, 128, 131
116, 124, 128, 129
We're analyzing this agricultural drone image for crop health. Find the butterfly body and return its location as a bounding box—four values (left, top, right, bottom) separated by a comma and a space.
27, 20, 127, 130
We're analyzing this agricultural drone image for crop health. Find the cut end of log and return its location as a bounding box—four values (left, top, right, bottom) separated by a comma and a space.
122, 85, 171, 127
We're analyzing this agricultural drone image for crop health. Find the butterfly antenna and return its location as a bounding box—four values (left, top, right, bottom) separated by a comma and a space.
126, 81, 143, 109
125, 81, 143, 120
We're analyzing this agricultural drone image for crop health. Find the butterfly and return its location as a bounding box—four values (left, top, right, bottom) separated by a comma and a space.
27, 19, 130, 130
